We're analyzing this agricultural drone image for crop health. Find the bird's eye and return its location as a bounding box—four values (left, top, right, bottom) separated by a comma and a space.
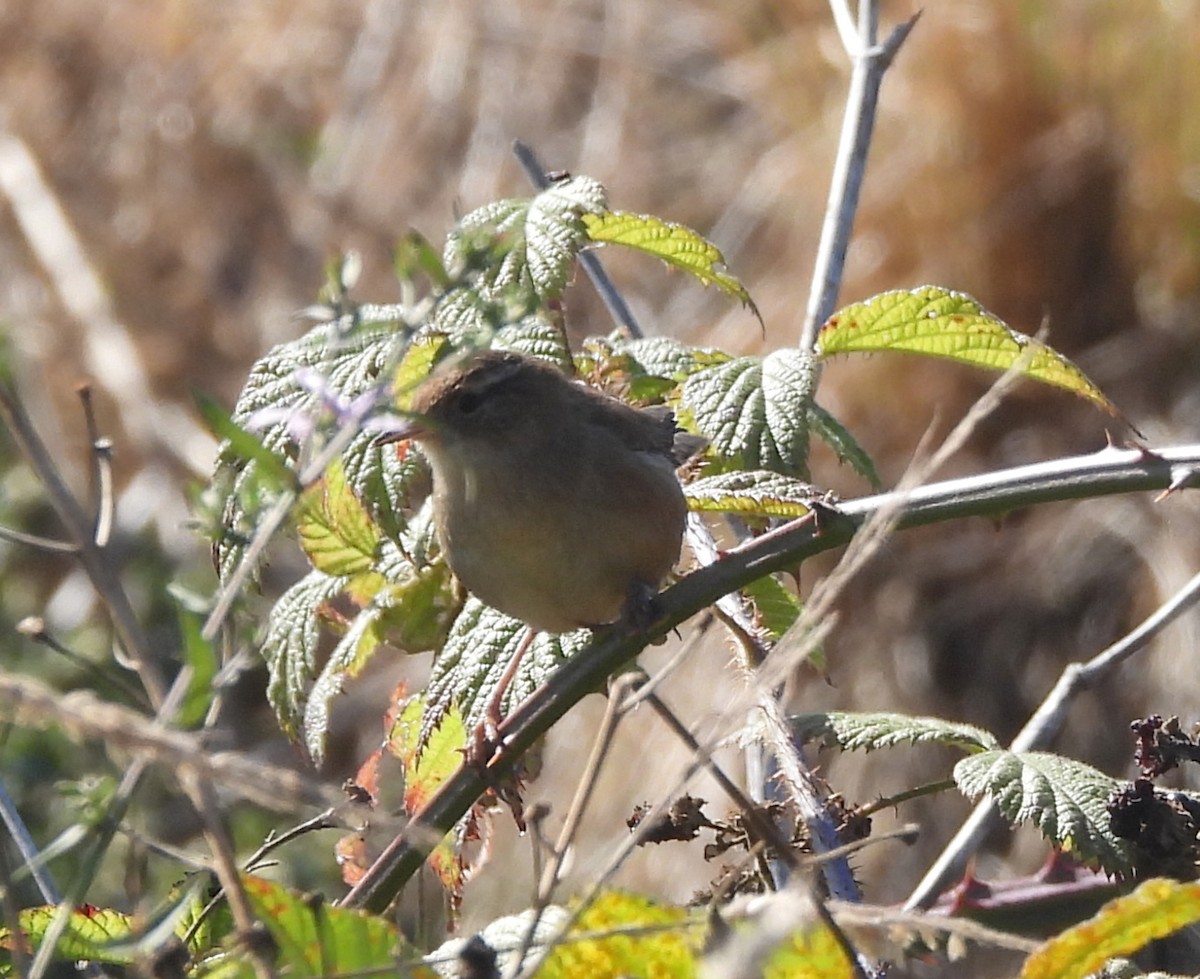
456, 390, 482, 415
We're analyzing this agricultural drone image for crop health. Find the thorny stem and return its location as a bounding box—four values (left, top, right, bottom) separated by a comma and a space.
339, 440, 1200, 913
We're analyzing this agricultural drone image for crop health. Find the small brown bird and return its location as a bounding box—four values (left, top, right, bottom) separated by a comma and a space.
392, 349, 698, 634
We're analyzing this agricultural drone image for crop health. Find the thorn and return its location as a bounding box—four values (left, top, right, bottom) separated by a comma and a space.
1154, 464, 1199, 502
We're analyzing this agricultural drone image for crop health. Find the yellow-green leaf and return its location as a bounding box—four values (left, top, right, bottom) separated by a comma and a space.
297, 460, 380, 576
816, 286, 1117, 413
391, 333, 451, 411
0, 905, 133, 966
583, 210, 761, 322
538, 892, 703, 979
1019, 878, 1200, 979
235, 875, 428, 978
387, 697, 469, 900
685, 470, 818, 518
763, 918, 856, 979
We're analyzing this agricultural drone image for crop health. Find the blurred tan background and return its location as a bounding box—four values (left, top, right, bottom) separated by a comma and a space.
3, 0, 1200, 965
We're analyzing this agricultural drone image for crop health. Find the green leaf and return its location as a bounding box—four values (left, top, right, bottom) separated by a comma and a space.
1019, 879, 1200, 979
367, 539, 460, 652
761, 921, 856, 979
806, 401, 880, 490
296, 460, 380, 577
741, 574, 802, 642
393, 229, 450, 290
493, 315, 574, 369
426, 599, 592, 738
176, 610, 218, 729
391, 333, 452, 410
741, 573, 824, 670
538, 892, 702, 979
793, 710, 1001, 754
954, 750, 1135, 875
215, 314, 404, 580
0, 885, 209, 976
228, 875, 427, 979
195, 392, 295, 492
449, 175, 608, 301
685, 470, 818, 518
582, 210, 761, 323
262, 570, 350, 740
304, 603, 388, 762
0, 905, 134, 968
680, 348, 817, 477
619, 336, 729, 382
304, 543, 459, 762
816, 286, 1118, 413
387, 698, 470, 900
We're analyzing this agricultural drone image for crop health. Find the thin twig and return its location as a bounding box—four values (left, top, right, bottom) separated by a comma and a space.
828, 899, 1041, 954
510, 673, 643, 976
799, 5, 921, 351
905, 565, 1200, 910
90, 438, 115, 548
0, 383, 169, 704
0, 672, 338, 811
75, 384, 114, 547
511, 140, 643, 338
0, 779, 60, 906
16, 617, 151, 709
643, 689, 797, 874
0, 525, 76, 553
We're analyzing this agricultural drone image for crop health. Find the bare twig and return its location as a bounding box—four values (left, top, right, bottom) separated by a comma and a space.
0, 383, 169, 705
0, 525, 76, 553
511, 140, 643, 339
510, 673, 644, 976
0, 779, 60, 906
905, 565, 1200, 910
25, 673, 196, 979
16, 618, 151, 709
0, 672, 338, 811
800, 4, 921, 351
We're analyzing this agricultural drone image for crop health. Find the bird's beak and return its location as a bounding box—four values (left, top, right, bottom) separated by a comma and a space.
372, 414, 429, 447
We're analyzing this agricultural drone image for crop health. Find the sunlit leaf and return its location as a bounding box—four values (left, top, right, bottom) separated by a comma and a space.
448, 175, 608, 300
0, 905, 134, 967
425, 599, 591, 740
387, 697, 469, 901
794, 710, 1000, 754
262, 570, 350, 739
816, 286, 1117, 413
296, 460, 380, 577
583, 210, 760, 322
393, 229, 450, 290
229, 876, 429, 979
807, 401, 880, 489
685, 470, 819, 518
176, 609, 218, 729
680, 349, 818, 477
1019, 878, 1200, 979
538, 892, 702, 979
955, 750, 1135, 875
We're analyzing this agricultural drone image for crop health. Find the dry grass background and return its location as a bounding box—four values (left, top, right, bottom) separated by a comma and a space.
2, 0, 1200, 970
